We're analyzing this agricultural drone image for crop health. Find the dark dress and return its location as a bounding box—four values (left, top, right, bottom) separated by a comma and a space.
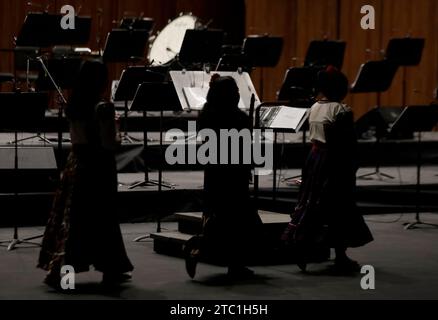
286, 108, 373, 250
38, 103, 133, 275
197, 106, 262, 266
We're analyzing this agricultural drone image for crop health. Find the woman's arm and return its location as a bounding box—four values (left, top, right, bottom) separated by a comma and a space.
96, 102, 121, 151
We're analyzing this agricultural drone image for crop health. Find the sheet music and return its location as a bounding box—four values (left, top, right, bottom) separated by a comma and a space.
183, 86, 247, 111
183, 87, 209, 110
170, 71, 261, 111
261, 106, 309, 131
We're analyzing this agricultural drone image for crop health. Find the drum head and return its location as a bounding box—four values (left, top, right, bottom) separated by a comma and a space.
148, 15, 197, 66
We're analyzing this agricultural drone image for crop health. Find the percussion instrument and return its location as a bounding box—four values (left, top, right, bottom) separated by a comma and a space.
148, 13, 198, 66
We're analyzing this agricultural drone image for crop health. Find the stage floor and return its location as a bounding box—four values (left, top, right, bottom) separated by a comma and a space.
1, 213, 438, 300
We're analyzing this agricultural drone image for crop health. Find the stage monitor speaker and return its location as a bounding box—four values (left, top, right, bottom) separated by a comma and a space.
356, 107, 413, 140
0, 147, 58, 193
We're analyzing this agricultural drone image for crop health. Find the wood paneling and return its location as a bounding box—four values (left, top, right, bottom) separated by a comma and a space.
245, 0, 297, 100
1, 0, 437, 118
246, 0, 438, 118
339, 0, 383, 117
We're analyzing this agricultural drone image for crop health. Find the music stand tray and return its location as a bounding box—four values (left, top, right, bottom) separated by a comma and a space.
120, 17, 155, 32
242, 35, 284, 68
16, 13, 91, 47
103, 29, 150, 63
0, 92, 49, 251
305, 40, 346, 70
113, 67, 165, 102
113, 67, 165, 143
351, 60, 399, 94
390, 105, 438, 230
385, 38, 425, 66
385, 37, 425, 106
178, 29, 225, 66
278, 66, 320, 103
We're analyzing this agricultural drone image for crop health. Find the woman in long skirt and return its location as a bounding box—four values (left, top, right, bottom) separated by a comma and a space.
184, 75, 262, 279
38, 60, 133, 288
283, 66, 373, 272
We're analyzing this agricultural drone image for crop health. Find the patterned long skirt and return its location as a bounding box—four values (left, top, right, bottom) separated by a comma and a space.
38, 147, 133, 275
288, 144, 373, 249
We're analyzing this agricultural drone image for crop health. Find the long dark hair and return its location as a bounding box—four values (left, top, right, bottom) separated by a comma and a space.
204, 75, 240, 112
66, 59, 108, 121
316, 66, 349, 102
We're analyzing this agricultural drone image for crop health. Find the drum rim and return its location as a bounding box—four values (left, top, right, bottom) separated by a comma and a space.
148, 13, 199, 66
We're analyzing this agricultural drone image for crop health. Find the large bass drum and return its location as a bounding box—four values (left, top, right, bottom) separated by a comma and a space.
148, 14, 198, 66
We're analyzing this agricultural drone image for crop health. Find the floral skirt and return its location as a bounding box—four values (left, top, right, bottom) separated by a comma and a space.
38, 147, 133, 275
287, 144, 373, 249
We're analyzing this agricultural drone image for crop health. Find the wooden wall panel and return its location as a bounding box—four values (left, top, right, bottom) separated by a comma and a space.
295, 0, 340, 63
1, 0, 437, 115
245, 0, 297, 100
380, 0, 438, 108
339, 0, 383, 118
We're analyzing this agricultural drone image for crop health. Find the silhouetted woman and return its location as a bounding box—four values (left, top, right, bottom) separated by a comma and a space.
38, 60, 133, 288
184, 75, 261, 279
283, 66, 373, 272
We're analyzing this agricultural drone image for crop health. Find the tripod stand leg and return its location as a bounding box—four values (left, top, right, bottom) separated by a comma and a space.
404, 218, 438, 230
358, 168, 395, 180
0, 237, 42, 251
133, 235, 151, 242
128, 179, 175, 190
121, 133, 142, 144
7, 239, 20, 251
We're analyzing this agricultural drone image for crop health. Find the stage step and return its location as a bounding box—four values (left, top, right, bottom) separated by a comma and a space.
176, 211, 290, 235
151, 211, 330, 265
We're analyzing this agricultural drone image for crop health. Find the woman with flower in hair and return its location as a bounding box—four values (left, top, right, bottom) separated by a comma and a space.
283, 66, 373, 272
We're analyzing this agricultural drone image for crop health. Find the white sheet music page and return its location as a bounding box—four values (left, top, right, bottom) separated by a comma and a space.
270, 106, 309, 131
183, 87, 209, 110
183, 86, 247, 111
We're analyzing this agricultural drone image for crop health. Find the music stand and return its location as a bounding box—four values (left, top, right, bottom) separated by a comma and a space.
385, 38, 425, 106
389, 105, 438, 230
102, 29, 150, 63
242, 35, 284, 99
7, 47, 49, 145
351, 60, 399, 180
304, 40, 347, 70
103, 29, 150, 144
129, 82, 180, 190
36, 57, 69, 154
0, 92, 49, 251
120, 17, 155, 32
254, 102, 307, 201
178, 29, 225, 66
113, 66, 164, 143
215, 53, 251, 73
277, 67, 319, 183
130, 82, 181, 241
14, 13, 89, 150
16, 13, 91, 47
277, 67, 320, 105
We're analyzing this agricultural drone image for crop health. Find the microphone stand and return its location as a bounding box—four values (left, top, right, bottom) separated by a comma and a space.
37, 56, 68, 155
